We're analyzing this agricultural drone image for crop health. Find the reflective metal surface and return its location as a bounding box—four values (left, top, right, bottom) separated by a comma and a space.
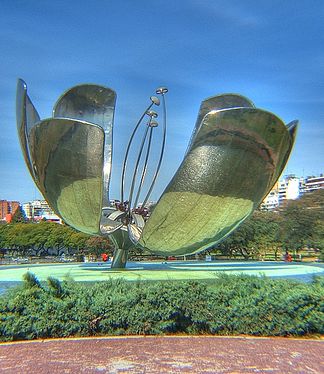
120, 96, 159, 205
100, 208, 125, 235
29, 119, 104, 235
140, 88, 167, 210
186, 94, 255, 154
264, 119, 299, 197
16, 81, 298, 266
110, 227, 136, 268
133, 125, 154, 209
287, 120, 298, 143
139, 107, 294, 255
119, 88, 168, 226
16, 79, 41, 184
53, 84, 116, 207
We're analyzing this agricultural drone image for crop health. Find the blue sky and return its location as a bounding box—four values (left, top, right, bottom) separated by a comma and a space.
1, 0, 323, 203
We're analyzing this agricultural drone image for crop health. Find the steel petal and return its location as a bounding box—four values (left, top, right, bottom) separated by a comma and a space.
287, 120, 298, 143
139, 107, 293, 256
53, 84, 116, 206
262, 119, 299, 198
16, 79, 41, 184
29, 118, 105, 235
186, 94, 255, 154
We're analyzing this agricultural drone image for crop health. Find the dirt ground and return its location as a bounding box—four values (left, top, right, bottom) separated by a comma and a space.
0, 336, 323, 373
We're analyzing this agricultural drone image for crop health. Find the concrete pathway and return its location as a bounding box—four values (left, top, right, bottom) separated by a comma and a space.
0, 336, 323, 373
1, 261, 323, 286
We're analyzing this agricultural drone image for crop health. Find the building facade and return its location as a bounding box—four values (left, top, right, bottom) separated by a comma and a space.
260, 172, 324, 211
304, 174, 324, 193
22, 200, 61, 222
260, 182, 280, 211
278, 175, 301, 204
0, 200, 20, 222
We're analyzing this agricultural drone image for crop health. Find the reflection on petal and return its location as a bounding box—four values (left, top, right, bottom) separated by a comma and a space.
29, 118, 104, 235
53, 84, 116, 130
53, 84, 116, 206
100, 208, 125, 235
16, 79, 40, 184
140, 192, 253, 255
262, 119, 299, 198
287, 120, 298, 143
109, 227, 136, 252
140, 108, 293, 255
186, 94, 255, 154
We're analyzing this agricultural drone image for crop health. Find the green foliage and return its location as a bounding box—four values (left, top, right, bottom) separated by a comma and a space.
217, 189, 324, 260
0, 221, 112, 257
217, 211, 283, 259
84, 236, 112, 256
47, 277, 64, 298
10, 206, 27, 223
0, 273, 323, 341
1, 190, 323, 260
22, 272, 43, 289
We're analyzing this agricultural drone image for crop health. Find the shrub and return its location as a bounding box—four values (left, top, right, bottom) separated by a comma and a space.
0, 273, 323, 341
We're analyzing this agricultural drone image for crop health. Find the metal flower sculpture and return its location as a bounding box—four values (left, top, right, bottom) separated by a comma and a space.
16, 79, 298, 268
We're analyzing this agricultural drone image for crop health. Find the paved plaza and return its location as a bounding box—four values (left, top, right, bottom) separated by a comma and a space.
0, 260, 323, 287
1, 336, 323, 373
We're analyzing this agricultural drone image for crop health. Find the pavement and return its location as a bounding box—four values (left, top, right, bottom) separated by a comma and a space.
0, 336, 323, 373
1, 261, 323, 289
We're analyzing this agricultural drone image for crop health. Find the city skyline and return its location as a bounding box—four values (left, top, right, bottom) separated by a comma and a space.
1, 1, 324, 202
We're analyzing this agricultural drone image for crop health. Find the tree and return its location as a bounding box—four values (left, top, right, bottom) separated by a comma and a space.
217, 217, 257, 259
10, 206, 27, 223
217, 211, 283, 260
85, 236, 113, 256
281, 189, 324, 256
0, 221, 90, 257
252, 211, 283, 260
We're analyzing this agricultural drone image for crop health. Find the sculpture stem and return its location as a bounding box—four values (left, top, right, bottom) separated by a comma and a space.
128, 125, 150, 214
120, 102, 154, 204
133, 126, 154, 209
111, 248, 129, 269
141, 92, 167, 209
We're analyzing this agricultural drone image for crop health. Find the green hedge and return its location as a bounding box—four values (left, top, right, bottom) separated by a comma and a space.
0, 273, 323, 341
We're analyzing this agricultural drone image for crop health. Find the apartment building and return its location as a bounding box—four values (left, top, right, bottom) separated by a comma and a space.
0, 200, 20, 222
260, 173, 324, 211
304, 174, 324, 193
22, 200, 61, 222
259, 182, 280, 211
278, 175, 301, 204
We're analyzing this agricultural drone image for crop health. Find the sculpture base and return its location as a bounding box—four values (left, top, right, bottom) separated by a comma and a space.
111, 248, 128, 269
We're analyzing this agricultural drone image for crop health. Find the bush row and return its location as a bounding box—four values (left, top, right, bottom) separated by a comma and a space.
0, 272, 323, 341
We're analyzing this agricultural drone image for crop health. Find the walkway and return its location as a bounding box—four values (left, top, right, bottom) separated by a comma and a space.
1, 336, 323, 373
1, 261, 323, 294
